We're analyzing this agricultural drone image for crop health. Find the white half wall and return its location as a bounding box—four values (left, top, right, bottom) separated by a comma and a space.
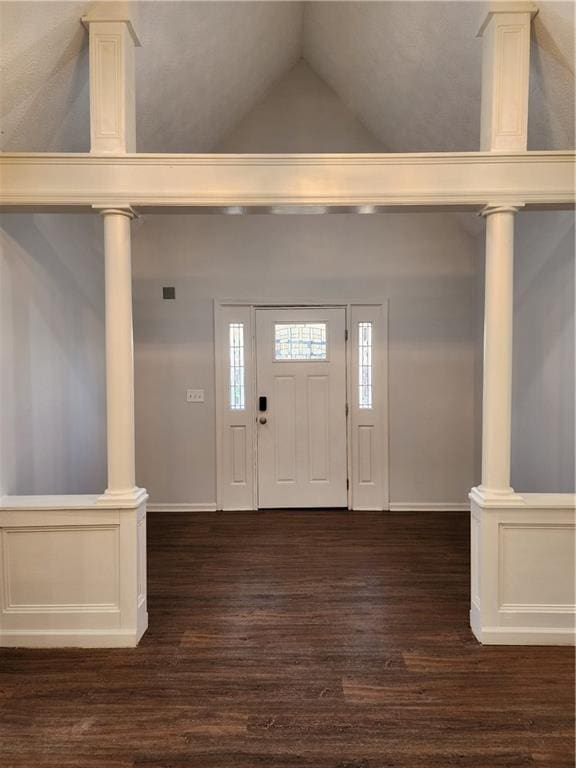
470, 492, 575, 645
0, 495, 147, 648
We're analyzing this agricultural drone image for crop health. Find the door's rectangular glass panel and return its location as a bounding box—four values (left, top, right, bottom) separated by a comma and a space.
274, 322, 327, 361
229, 323, 245, 410
358, 322, 373, 409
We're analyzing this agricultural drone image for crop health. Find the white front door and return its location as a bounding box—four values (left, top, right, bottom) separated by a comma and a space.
255, 308, 348, 508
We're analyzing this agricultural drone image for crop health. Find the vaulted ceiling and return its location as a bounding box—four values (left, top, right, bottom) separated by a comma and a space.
0, 1, 574, 154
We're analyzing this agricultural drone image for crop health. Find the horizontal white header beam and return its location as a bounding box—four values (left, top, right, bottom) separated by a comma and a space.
0, 152, 574, 212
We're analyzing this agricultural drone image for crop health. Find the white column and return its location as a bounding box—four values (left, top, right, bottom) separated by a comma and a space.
97, 207, 146, 507
476, 204, 522, 501
477, 2, 537, 152
82, 12, 140, 154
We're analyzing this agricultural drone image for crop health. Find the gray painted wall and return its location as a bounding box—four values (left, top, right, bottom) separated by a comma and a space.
2, 211, 572, 503
130, 65, 479, 506
0, 213, 106, 496
511, 211, 575, 492
132, 212, 480, 506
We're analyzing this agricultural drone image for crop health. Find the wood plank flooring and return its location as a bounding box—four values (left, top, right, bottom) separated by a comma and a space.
1, 511, 573, 767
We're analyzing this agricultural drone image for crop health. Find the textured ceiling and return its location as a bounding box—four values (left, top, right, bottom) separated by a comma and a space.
0, 0, 574, 153
304, 0, 575, 151
136, 2, 303, 152
0, 1, 90, 152
0, 1, 304, 152
304, 1, 485, 152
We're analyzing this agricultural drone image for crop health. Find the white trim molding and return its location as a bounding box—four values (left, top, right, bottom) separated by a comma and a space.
470, 490, 576, 645
389, 502, 470, 512
147, 503, 217, 513
0, 152, 573, 211
0, 495, 147, 648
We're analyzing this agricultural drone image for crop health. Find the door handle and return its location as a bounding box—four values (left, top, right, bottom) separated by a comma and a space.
259, 417, 267, 425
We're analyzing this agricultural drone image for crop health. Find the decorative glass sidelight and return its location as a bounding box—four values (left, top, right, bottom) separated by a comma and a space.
229, 323, 245, 410
358, 322, 373, 409
274, 322, 327, 361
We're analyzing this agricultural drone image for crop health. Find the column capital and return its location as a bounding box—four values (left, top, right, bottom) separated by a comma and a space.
477, 2, 538, 38
81, 13, 141, 47
480, 203, 524, 217
93, 205, 138, 220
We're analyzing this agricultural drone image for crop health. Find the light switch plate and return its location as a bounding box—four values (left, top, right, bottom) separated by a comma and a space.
186, 389, 204, 403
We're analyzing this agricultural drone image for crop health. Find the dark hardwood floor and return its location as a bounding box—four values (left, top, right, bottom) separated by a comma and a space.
1, 511, 573, 768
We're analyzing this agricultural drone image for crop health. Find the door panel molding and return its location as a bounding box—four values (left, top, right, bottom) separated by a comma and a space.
307, 375, 330, 483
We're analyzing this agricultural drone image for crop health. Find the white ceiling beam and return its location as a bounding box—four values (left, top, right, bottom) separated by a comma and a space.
0, 152, 573, 212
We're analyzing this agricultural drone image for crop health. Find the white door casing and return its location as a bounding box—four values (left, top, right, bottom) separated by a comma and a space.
215, 301, 388, 511
255, 308, 348, 509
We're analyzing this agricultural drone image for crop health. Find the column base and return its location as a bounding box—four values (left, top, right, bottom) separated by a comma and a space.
96, 486, 148, 508
469, 485, 524, 507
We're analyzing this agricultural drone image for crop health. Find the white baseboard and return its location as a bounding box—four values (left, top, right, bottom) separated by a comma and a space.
389, 502, 469, 512
470, 607, 575, 646
150, 503, 470, 513
147, 502, 218, 512
0, 625, 147, 648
